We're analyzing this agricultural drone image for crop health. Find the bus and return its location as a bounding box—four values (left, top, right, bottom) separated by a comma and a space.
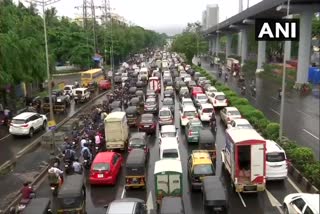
81, 68, 104, 87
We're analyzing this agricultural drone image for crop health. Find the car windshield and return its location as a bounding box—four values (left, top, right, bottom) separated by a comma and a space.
267, 152, 286, 162
228, 110, 240, 116
92, 163, 110, 171
202, 108, 213, 113
146, 100, 156, 105
162, 149, 179, 158
216, 95, 225, 100
193, 164, 214, 175
197, 95, 207, 100
161, 132, 176, 137
141, 115, 153, 123
238, 124, 253, 129
64, 86, 71, 90
160, 110, 171, 116
183, 101, 193, 106
184, 111, 196, 117
12, 119, 26, 124
163, 99, 173, 105
75, 90, 83, 95
129, 139, 145, 146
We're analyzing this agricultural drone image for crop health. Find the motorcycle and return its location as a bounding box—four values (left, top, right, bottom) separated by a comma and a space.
83, 158, 91, 170
64, 159, 73, 175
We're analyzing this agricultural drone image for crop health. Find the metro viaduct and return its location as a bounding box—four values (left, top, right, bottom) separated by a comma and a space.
203, 0, 320, 87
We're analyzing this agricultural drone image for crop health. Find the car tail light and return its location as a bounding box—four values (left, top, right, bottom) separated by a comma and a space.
151, 123, 156, 128
188, 130, 192, 136
182, 115, 186, 119
214, 100, 217, 104
22, 124, 29, 128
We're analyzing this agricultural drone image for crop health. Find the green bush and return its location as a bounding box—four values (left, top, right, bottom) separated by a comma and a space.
237, 105, 256, 117
290, 147, 315, 170
231, 98, 250, 106
265, 122, 280, 141
224, 91, 237, 99
256, 118, 270, 133
215, 82, 223, 87
303, 162, 320, 189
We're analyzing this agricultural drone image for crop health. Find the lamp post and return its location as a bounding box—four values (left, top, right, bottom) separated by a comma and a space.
279, 0, 291, 142
24, 0, 61, 153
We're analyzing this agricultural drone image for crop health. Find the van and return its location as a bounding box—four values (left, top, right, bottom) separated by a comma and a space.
104, 112, 129, 150
160, 138, 180, 160
266, 140, 288, 180
74, 88, 90, 103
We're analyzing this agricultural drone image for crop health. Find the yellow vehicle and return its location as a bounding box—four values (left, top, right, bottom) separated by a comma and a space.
81, 68, 104, 87
188, 150, 215, 190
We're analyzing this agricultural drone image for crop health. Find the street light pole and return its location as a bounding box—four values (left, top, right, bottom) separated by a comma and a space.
279, 0, 291, 142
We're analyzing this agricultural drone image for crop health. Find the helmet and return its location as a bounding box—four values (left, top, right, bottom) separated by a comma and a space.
53, 162, 59, 167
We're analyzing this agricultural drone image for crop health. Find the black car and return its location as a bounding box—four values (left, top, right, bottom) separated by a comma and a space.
162, 97, 174, 114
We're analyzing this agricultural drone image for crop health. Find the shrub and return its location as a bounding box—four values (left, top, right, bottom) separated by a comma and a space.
290, 147, 315, 170
224, 91, 237, 99
265, 122, 280, 141
215, 82, 223, 87
231, 98, 250, 106
248, 109, 264, 120
303, 162, 320, 189
256, 118, 270, 133
277, 137, 298, 157
237, 105, 256, 117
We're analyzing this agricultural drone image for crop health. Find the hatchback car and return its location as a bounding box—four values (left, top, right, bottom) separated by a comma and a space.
266, 140, 288, 181
159, 107, 174, 126
194, 93, 208, 107
181, 97, 194, 109
163, 90, 174, 98
98, 80, 111, 90
160, 139, 180, 160
9, 112, 47, 138
146, 89, 157, 99
191, 86, 204, 98
159, 125, 178, 140
89, 152, 123, 185
185, 118, 203, 143
227, 118, 253, 129
205, 86, 217, 97
162, 97, 174, 114
105, 198, 146, 214
138, 114, 156, 134
283, 193, 319, 214
209, 92, 228, 108
220, 107, 242, 125
198, 103, 214, 122
180, 105, 198, 126
144, 97, 158, 114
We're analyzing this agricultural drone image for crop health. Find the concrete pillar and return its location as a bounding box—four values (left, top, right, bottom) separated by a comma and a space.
296, 10, 313, 86
240, 28, 248, 65
284, 15, 293, 61
226, 34, 232, 59
256, 40, 266, 73
211, 37, 216, 55
237, 32, 242, 56
215, 35, 220, 56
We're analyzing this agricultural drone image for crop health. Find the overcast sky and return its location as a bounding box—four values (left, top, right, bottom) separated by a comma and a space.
19, 0, 262, 35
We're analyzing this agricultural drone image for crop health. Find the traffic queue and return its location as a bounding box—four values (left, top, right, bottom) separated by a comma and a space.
12, 49, 295, 214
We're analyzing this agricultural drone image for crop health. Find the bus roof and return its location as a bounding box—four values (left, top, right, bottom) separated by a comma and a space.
82, 68, 102, 74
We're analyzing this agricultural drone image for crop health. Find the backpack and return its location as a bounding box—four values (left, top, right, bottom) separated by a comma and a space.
65, 149, 73, 160
83, 149, 90, 159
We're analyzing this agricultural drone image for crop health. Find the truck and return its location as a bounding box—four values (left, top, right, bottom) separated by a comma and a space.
154, 159, 183, 207
221, 128, 266, 193
226, 58, 240, 76
104, 112, 129, 150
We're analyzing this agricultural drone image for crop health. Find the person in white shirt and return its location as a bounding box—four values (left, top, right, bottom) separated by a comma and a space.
95, 134, 101, 145
80, 138, 87, 148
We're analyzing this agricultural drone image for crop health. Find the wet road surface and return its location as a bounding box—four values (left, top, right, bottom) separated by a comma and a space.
33, 75, 303, 214
200, 59, 320, 160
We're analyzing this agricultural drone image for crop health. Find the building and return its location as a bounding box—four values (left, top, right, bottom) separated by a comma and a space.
202, 10, 207, 31
206, 4, 219, 29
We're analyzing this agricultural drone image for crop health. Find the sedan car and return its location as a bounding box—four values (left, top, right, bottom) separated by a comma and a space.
162, 97, 175, 114
98, 80, 112, 91
220, 107, 242, 125
181, 97, 194, 109
227, 118, 253, 129
185, 118, 203, 143
89, 152, 123, 185
144, 97, 158, 114
138, 113, 157, 134
187, 80, 197, 91
159, 107, 174, 126
208, 92, 228, 108
283, 193, 319, 214
163, 90, 174, 99
146, 89, 157, 99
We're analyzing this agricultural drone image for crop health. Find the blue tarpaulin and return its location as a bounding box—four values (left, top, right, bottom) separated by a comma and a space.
308, 67, 320, 84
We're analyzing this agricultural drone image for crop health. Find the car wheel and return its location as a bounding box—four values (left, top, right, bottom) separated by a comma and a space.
42, 121, 47, 130
29, 128, 34, 138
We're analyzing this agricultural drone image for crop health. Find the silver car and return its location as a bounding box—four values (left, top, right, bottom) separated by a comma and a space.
105, 198, 146, 214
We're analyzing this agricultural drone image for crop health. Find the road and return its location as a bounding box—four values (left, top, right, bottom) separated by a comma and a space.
200, 59, 320, 160
0, 74, 83, 166
34, 74, 303, 214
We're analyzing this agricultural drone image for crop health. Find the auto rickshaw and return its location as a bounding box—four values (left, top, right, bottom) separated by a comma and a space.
126, 106, 139, 127
129, 87, 137, 99
42, 95, 56, 112
22, 198, 52, 214
128, 97, 143, 114
57, 174, 86, 214
125, 149, 146, 189
114, 76, 122, 84
135, 90, 145, 105
53, 95, 70, 113
198, 129, 216, 162
136, 81, 145, 90
52, 89, 64, 97
202, 176, 228, 214
128, 132, 148, 154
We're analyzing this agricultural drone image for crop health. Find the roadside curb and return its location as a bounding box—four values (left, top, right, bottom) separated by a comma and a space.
0, 91, 108, 173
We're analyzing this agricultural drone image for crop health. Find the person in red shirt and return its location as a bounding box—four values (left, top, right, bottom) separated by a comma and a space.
21, 182, 34, 200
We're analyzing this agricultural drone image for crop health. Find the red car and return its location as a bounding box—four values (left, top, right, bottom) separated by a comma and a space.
99, 80, 111, 90
89, 152, 122, 185
138, 113, 157, 134
191, 86, 204, 98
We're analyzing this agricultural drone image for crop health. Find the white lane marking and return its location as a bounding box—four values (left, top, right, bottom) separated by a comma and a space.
146, 191, 154, 213
0, 134, 11, 141
302, 129, 320, 140
120, 186, 126, 199
237, 192, 247, 208
276, 206, 284, 214
287, 177, 302, 193
270, 108, 280, 116
266, 189, 281, 207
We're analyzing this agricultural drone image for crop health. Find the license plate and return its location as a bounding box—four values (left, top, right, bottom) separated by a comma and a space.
144, 125, 149, 128
98, 174, 104, 178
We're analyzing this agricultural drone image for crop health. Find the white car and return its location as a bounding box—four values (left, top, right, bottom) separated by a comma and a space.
159, 107, 173, 126
159, 125, 178, 140
159, 138, 180, 160
205, 86, 217, 97
184, 75, 192, 83
197, 103, 214, 122
208, 92, 228, 108
180, 105, 198, 126
63, 85, 76, 97
283, 193, 319, 214
227, 119, 253, 129
163, 70, 170, 76
266, 140, 288, 180
9, 112, 47, 137
220, 107, 241, 125
181, 97, 194, 109
194, 93, 208, 107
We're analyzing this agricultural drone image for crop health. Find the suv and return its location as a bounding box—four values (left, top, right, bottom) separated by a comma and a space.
283, 193, 319, 214
9, 112, 47, 137
105, 198, 146, 214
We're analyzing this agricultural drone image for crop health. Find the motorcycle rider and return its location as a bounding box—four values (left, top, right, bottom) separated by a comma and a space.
21, 181, 35, 200
72, 158, 83, 174
49, 152, 60, 167
224, 72, 229, 82
81, 143, 92, 161
61, 137, 70, 152
94, 132, 102, 152
80, 137, 87, 148
63, 145, 76, 163
48, 164, 64, 185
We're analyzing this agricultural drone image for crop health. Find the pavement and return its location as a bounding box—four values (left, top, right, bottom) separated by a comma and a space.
199, 59, 320, 160
24, 74, 305, 214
